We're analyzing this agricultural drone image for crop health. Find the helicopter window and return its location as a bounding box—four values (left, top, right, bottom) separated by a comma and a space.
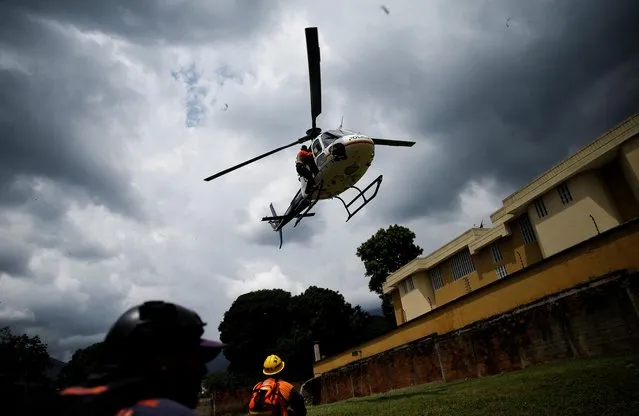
321, 132, 339, 148
311, 139, 323, 156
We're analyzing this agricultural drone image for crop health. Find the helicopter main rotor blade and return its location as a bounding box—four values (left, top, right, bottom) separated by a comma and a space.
305, 27, 322, 131
203, 136, 309, 182
371, 138, 416, 147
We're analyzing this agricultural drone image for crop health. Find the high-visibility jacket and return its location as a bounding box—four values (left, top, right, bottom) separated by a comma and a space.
248, 378, 307, 416
55, 379, 198, 416
296, 150, 313, 164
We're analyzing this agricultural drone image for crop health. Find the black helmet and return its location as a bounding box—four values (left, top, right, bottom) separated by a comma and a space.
301, 145, 308, 151
103, 300, 225, 367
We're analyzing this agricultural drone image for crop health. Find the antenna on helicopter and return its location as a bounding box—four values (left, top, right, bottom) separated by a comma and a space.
339, 115, 344, 129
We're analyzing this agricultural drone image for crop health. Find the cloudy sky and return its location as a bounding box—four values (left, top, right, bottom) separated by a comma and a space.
1, 0, 637, 362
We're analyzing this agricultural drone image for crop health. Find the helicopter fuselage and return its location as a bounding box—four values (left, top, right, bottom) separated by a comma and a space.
270, 132, 376, 232
205, 26, 415, 249
298, 130, 375, 201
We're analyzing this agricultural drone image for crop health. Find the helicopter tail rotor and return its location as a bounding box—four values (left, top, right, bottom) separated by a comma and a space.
262, 203, 284, 249
260, 202, 316, 249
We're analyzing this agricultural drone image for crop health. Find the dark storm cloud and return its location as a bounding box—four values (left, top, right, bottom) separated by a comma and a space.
0, 7, 145, 220
0, 0, 295, 224
335, 0, 639, 223
0, 0, 298, 360
4, 0, 290, 46
29, 295, 121, 338
0, 238, 32, 278
1, 296, 121, 359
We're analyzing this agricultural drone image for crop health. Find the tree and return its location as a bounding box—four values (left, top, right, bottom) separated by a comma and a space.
356, 224, 424, 327
349, 305, 390, 345
285, 286, 360, 379
290, 286, 355, 354
218, 289, 294, 376
217, 285, 390, 384
57, 342, 108, 387
0, 326, 54, 413
0, 326, 52, 385
202, 372, 254, 394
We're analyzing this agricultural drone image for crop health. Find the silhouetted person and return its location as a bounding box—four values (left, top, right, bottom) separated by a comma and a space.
55, 300, 225, 416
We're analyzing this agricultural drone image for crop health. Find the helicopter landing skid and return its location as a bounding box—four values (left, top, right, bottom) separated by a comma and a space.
333, 174, 383, 222
294, 180, 324, 228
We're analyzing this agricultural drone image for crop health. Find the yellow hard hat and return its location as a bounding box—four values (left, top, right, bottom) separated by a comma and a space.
263, 354, 285, 375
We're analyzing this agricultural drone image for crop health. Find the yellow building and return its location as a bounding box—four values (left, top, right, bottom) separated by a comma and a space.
383, 112, 639, 326
310, 112, 639, 377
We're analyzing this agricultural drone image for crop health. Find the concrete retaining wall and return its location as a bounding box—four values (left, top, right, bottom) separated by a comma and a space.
306, 270, 639, 404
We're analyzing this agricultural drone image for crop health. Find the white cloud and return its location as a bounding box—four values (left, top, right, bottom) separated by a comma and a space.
218, 261, 306, 300
0, 305, 35, 322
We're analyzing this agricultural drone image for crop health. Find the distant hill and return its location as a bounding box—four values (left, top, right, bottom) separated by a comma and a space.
362, 303, 383, 316
206, 351, 230, 374
43, 352, 228, 380
46, 357, 67, 380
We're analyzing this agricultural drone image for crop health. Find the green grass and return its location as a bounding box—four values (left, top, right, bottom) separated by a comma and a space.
308, 353, 639, 416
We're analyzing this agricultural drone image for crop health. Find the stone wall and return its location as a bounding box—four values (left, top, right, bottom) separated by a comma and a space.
197, 381, 304, 416
306, 270, 639, 405
196, 389, 249, 416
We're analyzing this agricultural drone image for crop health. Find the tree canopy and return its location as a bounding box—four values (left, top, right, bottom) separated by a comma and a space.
356, 224, 424, 326
57, 341, 108, 387
217, 285, 388, 383
218, 288, 294, 376
0, 326, 52, 386
0, 326, 56, 413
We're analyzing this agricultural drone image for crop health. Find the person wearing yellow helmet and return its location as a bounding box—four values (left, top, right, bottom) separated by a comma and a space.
263, 354, 286, 375
248, 354, 307, 416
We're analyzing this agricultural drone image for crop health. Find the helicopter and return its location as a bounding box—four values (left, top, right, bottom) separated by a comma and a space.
203, 27, 415, 248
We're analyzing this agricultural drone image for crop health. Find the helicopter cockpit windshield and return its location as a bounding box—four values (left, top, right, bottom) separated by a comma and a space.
311, 137, 323, 157
320, 131, 341, 147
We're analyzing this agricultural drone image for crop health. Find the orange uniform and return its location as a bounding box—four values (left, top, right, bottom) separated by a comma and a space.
296, 149, 313, 164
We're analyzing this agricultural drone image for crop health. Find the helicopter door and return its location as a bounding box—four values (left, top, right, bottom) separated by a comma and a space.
311, 138, 327, 169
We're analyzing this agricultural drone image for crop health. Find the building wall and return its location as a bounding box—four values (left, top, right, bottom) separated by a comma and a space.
395, 151, 638, 327
510, 213, 544, 269
310, 270, 639, 405
434, 270, 472, 307
376, 122, 639, 365
400, 271, 435, 322
476, 213, 545, 281
469, 243, 500, 287
312, 218, 639, 376
391, 290, 404, 326
529, 170, 623, 258
620, 135, 639, 202
399, 214, 545, 325
600, 158, 639, 223
428, 249, 479, 307
389, 160, 636, 328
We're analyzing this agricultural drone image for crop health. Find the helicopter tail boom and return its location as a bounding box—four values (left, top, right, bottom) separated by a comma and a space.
260, 203, 316, 249
263, 203, 281, 231
261, 203, 285, 249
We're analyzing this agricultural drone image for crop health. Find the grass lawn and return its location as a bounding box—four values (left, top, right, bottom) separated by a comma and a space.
308, 353, 639, 416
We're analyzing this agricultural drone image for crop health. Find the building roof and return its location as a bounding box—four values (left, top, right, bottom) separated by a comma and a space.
490, 113, 639, 224
382, 227, 490, 293
382, 112, 639, 295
